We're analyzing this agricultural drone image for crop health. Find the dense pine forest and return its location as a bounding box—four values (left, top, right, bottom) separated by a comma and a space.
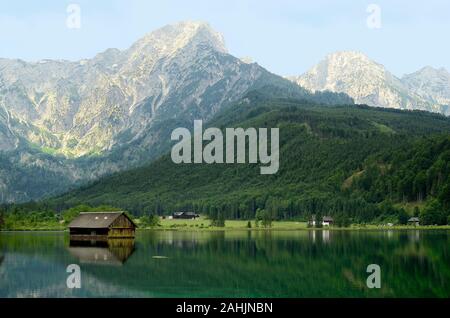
1, 91, 450, 228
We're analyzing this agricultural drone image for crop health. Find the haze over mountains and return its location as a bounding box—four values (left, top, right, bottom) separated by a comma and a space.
0, 21, 351, 203
289, 51, 450, 115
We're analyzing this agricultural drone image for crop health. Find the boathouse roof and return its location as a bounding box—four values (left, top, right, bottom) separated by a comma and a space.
68, 212, 136, 229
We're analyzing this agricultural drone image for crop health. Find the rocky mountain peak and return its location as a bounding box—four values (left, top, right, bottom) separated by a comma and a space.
325, 51, 374, 64
293, 51, 387, 96
402, 66, 450, 109
0, 20, 276, 164
290, 51, 449, 115
129, 21, 227, 58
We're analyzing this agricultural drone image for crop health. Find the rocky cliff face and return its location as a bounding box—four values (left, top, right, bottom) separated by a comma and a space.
402, 66, 450, 114
290, 51, 449, 115
0, 21, 268, 158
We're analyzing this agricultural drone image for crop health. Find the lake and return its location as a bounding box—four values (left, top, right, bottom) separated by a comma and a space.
0, 230, 449, 298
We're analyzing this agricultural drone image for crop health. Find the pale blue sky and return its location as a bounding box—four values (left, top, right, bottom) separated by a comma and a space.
0, 0, 448, 77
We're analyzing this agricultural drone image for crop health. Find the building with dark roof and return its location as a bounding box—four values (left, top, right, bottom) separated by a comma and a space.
68, 212, 137, 240
172, 212, 199, 219
407, 217, 420, 226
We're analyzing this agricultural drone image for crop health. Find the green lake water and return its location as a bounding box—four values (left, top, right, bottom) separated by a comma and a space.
0, 230, 449, 298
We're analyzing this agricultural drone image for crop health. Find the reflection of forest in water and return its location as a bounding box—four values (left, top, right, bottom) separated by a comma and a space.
0, 230, 449, 297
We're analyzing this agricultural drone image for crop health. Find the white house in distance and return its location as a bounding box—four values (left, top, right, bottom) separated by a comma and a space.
309, 216, 334, 227
322, 216, 334, 226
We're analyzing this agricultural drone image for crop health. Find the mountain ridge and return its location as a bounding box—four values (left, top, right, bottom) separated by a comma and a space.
289, 51, 450, 115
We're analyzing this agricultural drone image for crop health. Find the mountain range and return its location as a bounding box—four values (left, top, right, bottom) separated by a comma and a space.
1, 21, 449, 204
0, 21, 352, 203
289, 51, 450, 115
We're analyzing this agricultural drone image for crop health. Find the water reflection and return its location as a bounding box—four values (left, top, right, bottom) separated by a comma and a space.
322, 230, 330, 243
0, 230, 449, 297
307, 230, 332, 244
68, 239, 135, 266
408, 230, 420, 243
310, 230, 316, 243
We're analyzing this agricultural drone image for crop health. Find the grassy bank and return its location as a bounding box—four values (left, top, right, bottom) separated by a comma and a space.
2, 215, 450, 232
137, 216, 450, 231
0, 222, 65, 231
151, 217, 308, 230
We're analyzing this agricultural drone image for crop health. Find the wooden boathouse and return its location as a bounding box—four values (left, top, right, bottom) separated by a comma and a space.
68, 212, 137, 241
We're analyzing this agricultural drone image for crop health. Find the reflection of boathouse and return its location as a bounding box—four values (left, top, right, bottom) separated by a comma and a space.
68, 212, 137, 240
68, 239, 135, 265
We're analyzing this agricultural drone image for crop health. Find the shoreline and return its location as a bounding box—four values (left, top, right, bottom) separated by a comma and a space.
137, 226, 450, 231
1, 226, 450, 233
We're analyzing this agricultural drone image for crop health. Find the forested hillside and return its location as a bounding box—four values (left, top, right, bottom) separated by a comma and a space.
3, 92, 450, 225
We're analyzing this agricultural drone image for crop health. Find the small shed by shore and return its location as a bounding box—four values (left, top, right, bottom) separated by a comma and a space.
68, 212, 137, 241
408, 217, 420, 226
